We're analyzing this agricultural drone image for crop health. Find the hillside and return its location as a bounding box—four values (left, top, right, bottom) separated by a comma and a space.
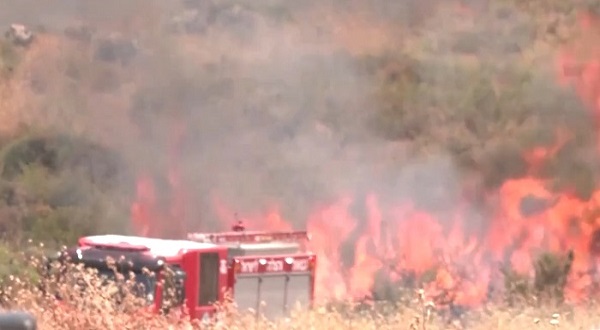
1, 0, 600, 308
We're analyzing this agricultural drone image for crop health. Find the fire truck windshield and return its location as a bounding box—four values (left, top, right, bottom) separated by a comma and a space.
161, 266, 187, 310
96, 269, 157, 302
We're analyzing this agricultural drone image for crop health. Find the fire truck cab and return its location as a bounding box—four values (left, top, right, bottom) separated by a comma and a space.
56, 224, 316, 321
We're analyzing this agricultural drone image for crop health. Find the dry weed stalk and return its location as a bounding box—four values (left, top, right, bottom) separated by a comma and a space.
0, 247, 597, 329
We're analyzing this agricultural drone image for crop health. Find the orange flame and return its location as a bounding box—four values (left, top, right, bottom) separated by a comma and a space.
128, 8, 600, 307
210, 177, 600, 305
131, 117, 187, 238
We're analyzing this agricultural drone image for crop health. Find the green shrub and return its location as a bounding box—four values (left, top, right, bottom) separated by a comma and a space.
501, 251, 574, 307
0, 40, 20, 77
0, 131, 131, 245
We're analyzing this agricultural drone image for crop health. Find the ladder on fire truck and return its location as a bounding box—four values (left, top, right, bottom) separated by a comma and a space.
186, 221, 311, 256
187, 221, 309, 244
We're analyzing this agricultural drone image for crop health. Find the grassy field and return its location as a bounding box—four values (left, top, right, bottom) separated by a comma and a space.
0, 249, 597, 330
7, 280, 600, 329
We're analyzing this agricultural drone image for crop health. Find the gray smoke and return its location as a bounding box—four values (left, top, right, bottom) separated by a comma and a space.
0, 0, 584, 240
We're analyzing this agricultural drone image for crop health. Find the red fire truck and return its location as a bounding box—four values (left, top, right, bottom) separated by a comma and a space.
55, 224, 317, 321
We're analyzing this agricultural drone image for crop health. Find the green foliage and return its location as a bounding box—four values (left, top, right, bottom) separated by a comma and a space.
0, 40, 20, 77
502, 266, 532, 306
371, 269, 405, 302
502, 251, 574, 307
533, 251, 573, 304
0, 131, 132, 246
22, 206, 96, 246
1, 132, 128, 190
0, 242, 38, 283
363, 2, 596, 194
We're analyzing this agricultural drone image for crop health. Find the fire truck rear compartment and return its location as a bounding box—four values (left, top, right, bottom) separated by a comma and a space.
234, 273, 311, 319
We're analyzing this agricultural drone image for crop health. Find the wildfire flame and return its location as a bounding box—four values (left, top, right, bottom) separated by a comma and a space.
129, 8, 600, 307
131, 117, 187, 239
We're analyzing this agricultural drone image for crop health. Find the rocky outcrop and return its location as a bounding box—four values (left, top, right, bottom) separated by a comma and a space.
5, 24, 34, 47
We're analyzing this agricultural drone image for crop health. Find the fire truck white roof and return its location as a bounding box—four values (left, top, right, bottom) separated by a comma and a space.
80, 234, 218, 259
237, 242, 300, 249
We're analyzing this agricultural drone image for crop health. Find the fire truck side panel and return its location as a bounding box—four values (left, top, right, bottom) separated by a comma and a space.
232, 276, 260, 313
180, 246, 229, 319
181, 249, 199, 319
286, 274, 311, 311
230, 254, 316, 319
233, 273, 313, 319
256, 275, 287, 319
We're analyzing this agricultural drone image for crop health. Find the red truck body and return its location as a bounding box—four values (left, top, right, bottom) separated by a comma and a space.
61, 226, 317, 321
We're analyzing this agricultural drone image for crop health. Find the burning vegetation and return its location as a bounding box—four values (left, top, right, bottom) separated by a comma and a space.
2, 0, 600, 328
123, 1, 600, 311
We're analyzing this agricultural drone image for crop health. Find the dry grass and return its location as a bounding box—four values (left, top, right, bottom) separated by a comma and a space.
0, 246, 598, 329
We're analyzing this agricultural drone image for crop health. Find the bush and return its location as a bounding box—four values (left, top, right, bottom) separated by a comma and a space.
0, 40, 20, 77
0, 243, 38, 282
0, 132, 132, 246
501, 251, 574, 307
0, 132, 127, 186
